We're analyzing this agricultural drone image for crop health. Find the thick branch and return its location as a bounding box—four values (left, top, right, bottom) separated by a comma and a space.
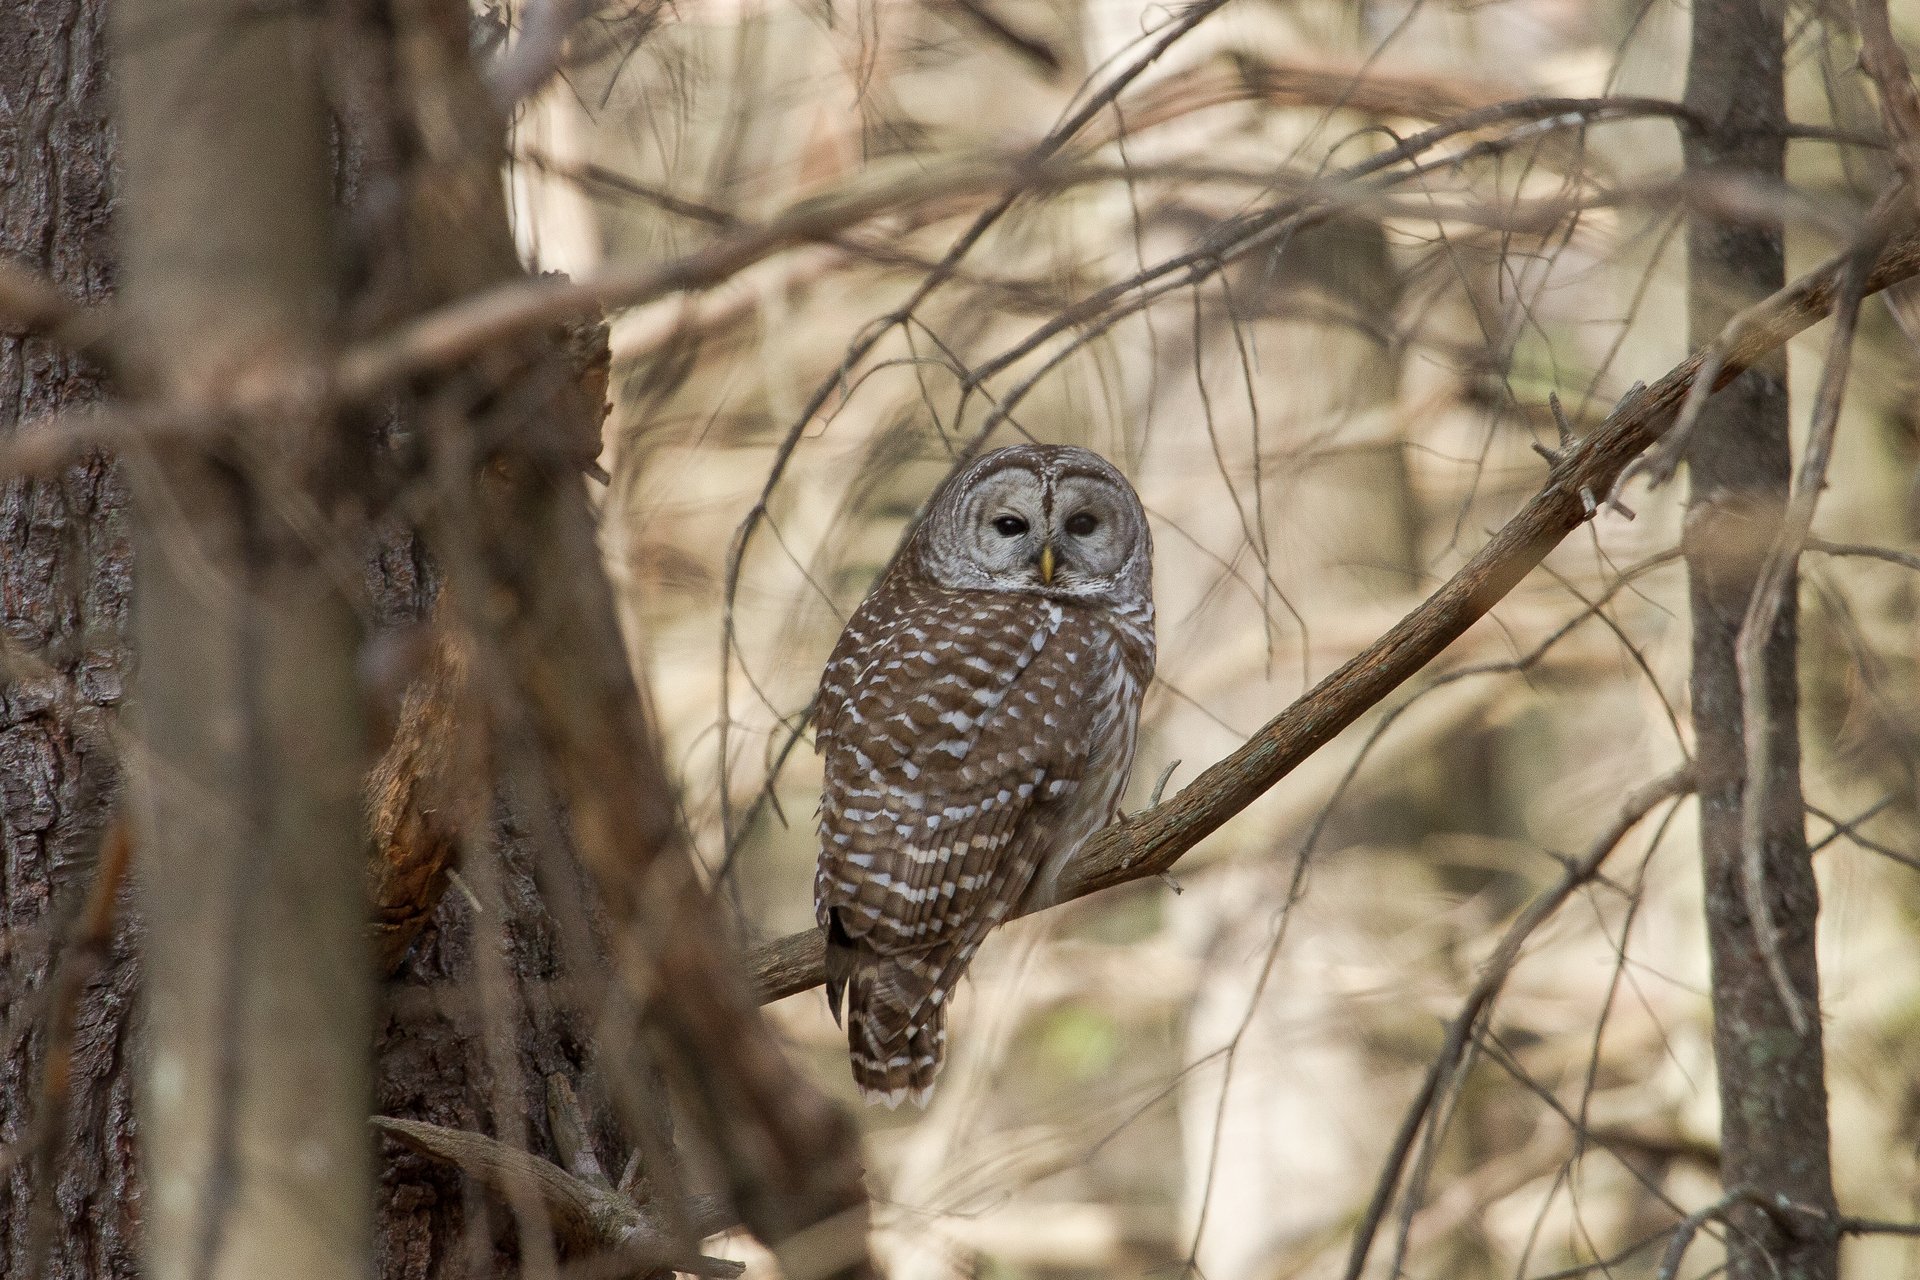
747, 212, 1920, 1005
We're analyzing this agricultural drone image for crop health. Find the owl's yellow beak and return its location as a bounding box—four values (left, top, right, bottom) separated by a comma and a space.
1036, 541, 1056, 585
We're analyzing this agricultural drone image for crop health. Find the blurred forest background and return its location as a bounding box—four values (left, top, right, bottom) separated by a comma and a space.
3, 0, 1920, 1277
515, 0, 1919, 1275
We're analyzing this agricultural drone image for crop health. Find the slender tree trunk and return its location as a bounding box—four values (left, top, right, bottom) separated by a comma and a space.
1682, 2, 1838, 1276
0, 0, 139, 1275
111, 0, 376, 1274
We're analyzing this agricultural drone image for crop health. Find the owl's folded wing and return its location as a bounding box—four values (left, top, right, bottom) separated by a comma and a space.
814, 591, 1121, 957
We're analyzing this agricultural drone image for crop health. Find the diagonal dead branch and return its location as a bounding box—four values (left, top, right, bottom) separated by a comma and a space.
1856, 0, 1920, 189
746, 212, 1920, 1006
372, 1116, 743, 1276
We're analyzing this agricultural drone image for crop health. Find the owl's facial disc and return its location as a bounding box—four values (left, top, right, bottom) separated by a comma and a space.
938, 464, 1139, 598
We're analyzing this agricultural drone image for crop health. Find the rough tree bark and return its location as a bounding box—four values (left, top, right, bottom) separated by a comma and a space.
1, 1, 620, 1276
328, 2, 638, 1272
0, 0, 139, 1276
334, 0, 876, 1268
1682, 1, 1839, 1277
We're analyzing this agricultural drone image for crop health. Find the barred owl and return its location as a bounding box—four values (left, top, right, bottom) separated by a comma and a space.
814, 444, 1155, 1107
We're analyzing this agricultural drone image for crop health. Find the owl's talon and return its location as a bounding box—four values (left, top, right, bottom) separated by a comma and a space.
1158, 871, 1183, 895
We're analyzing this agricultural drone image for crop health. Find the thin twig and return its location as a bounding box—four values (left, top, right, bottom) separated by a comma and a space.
1348, 768, 1695, 1280
1838, 1215, 1920, 1238
1732, 209, 1887, 1033
1807, 537, 1920, 573
1855, 0, 1920, 191
1656, 1190, 1770, 1280
937, 0, 1063, 76
1808, 801, 1920, 873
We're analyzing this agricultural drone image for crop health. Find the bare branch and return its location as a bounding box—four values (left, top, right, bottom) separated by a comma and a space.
335, 157, 1065, 396
1656, 1190, 1775, 1280
936, 0, 1063, 77
372, 1116, 743, 1276
1856, 0, 1920, 188
1807, 537, 1920, 573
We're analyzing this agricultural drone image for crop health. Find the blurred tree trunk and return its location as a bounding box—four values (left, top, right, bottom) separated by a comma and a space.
0, 1, 612, 1276
326, 3, 631, 1270
0, 0, 139, 1275
111, 0, 378, 1270
1682, 2, 1838, 1277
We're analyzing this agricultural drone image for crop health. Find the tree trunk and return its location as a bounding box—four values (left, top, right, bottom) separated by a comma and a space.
111, 0, 377, 1271
0, 0, 139, 1275
1682, 2, 1839, 1276
2, 2, 610, 1275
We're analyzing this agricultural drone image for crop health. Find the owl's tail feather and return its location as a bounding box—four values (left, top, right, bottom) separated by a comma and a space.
845, 954, 948, 1109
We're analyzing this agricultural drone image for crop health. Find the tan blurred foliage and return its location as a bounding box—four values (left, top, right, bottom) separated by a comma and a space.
498, 0, 1920, 1274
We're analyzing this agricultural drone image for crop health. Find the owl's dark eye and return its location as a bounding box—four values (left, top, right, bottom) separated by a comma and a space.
991, 515, 1029, 537
1064, 511, 1099, 537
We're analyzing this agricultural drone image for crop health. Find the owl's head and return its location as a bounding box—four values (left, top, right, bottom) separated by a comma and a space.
911, 444, 1152, 605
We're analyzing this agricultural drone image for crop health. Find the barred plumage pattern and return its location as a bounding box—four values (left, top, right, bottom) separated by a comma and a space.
814, 445, 1154, 1106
